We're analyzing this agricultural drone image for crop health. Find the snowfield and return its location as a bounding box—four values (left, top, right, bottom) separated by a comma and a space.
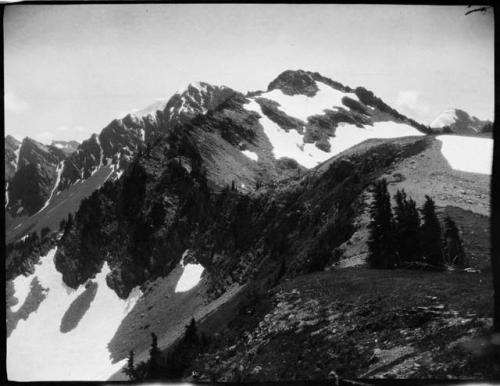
241, 150, 259, 161
437, 135, 493, 175
7, 248, 141, 381
10, 272, 35, 313
261, 81, 360, 122
175, 250, 204, 293
244, 98, 423, 169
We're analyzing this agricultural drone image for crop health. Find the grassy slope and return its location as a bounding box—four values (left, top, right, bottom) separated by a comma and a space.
107, 262, 245, 381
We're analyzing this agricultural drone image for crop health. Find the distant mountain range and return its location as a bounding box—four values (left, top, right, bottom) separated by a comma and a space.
4, 69, 492, 228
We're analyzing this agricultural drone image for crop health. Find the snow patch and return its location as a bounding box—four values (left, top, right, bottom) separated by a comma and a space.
10, 274, 34, 313
7, 248, 138, 381
96, 135, 104, 168
241, 150, 259, 161
437, 135, 492, 175
260, 81, 360, 122
35, 161, 65, 215
175, 250, 204, 293
244, 97, 423, 169
326, 121, 424, 156
123, 286, 142, 316
244, 99, 318, 168
14, 145, 21, 169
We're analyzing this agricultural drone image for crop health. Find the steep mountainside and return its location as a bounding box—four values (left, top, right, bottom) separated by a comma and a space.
5, 135, 21, 182
7, 137, 66, 216
430, 108, 492, 136
5, 69, 495, 382
5, 135, 21, 210
4, 83, 247, 242
5, 70, 430, 233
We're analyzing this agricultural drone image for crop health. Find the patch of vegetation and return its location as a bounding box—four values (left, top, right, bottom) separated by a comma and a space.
368, 179, 467, 270
354, 87, 431, 133
6, 227, 59, 281
56, 135, 431, 302
124, 318, 211, 381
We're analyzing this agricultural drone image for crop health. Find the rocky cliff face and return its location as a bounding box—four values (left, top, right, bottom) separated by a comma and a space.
5, 135, 21, 183
7, 138, 65, 216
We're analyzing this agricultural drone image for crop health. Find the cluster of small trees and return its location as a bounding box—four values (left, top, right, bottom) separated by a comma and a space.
124, 317, 210, 381
6, 226, 57, 280
368, 179, 466, 270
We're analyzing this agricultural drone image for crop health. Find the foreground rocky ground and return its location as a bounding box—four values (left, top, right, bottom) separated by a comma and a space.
188, 268, 498, 382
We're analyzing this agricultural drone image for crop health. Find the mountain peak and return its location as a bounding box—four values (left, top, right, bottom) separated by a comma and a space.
166, 81, 234, 122
267, 69, 352, 97
267, 69, 318, 97
22, 136, 48, 151
430, 108, 492, 135
5, 135, 21, 148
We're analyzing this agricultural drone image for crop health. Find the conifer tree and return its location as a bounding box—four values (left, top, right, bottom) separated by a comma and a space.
368, 179, 397, 268
148, 332, 161, 379
420, 196, 443, 268
393, 189, 421, 264
442, 215, 466, 267
123, 350, 136, 381
184, 317, 199, 346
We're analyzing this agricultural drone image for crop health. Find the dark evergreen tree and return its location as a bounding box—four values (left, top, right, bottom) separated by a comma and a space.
184, 317, 199, 346
442, 215, 466, 267
200, 332, 211, 348
147, 332, 161, 379
393, 189, 421, 264
41, 226, 50, 240
420, 195, 443, 269
59, 217, 67, 231
65, 213, 74, 235
123, 350, 136, 381
367, 179, 397, 268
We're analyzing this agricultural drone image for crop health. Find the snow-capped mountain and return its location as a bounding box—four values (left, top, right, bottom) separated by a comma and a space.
429, 108, 492, 136
243, 70, 428, 168
5, 69, 494, 382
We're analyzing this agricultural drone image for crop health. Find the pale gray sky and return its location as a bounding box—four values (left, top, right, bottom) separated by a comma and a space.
4, 4, 494, 144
